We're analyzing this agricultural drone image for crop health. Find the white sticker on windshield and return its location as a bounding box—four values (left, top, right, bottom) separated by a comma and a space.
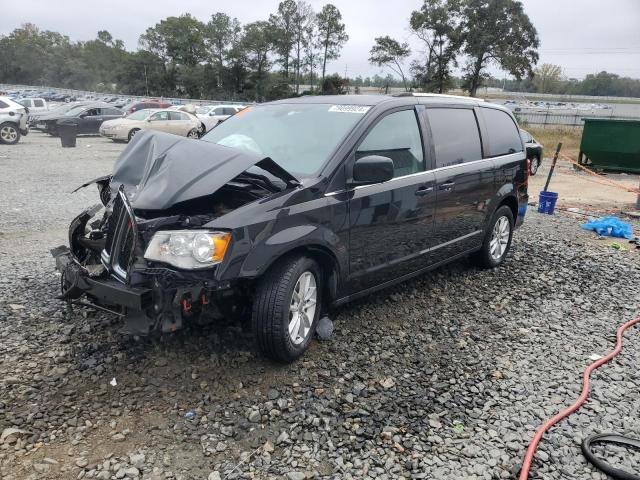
328, 105, 371, 114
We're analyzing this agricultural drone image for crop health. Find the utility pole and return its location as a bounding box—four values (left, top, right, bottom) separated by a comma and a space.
144, 65, 149, 97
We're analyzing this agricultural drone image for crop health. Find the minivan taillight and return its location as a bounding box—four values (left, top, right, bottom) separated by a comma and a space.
525, 158, 531, 184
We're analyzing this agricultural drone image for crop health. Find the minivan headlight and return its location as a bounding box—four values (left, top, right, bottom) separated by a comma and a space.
144, 230, 231, 269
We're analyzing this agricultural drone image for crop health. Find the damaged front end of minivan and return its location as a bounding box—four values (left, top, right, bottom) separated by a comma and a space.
52, 131, 300, 335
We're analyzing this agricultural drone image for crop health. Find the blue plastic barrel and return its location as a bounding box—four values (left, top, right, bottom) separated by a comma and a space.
538, 191, 558, 214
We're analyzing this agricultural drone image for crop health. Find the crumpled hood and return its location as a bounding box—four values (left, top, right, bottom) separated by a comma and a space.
110, 130, 298, 210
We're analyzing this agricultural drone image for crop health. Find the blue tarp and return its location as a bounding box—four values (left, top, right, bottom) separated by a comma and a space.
581, 216, 635, 239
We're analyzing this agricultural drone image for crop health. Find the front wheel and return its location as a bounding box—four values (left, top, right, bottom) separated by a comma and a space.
529, 156, 540, 176
0, 123, 20, 145
471, 205, 514, 268
252, 255, 322, 362
127, 128, 140, 142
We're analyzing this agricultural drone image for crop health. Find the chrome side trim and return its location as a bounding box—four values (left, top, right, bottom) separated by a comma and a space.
325, 151, 523, 197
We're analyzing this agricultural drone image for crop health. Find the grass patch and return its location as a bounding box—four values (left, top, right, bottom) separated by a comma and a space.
527, 126, 583, 159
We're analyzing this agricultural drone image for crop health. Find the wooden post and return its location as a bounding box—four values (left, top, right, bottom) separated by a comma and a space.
543, 143, 563, 192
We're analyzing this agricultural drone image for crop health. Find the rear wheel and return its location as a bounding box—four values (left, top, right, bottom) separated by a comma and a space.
127, 128, 140, 142
252, 255, 321, 363
471, 205, 514, 268
529, 155, 540, 175
0, 123, 20, 145
187, 128, 199, 139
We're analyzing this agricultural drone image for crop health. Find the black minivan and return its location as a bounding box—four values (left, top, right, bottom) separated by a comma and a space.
53, 93, 528, 362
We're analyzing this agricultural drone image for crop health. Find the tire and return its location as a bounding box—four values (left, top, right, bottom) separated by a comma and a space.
127, 128, 140, 142
252, 255, 322, 363
529, 155, 540, 176
0, 123, 20, 145
187, 128, 200, 139
471, 205, 514, 269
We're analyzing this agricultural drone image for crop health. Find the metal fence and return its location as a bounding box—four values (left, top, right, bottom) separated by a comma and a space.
513, 110, 640, 128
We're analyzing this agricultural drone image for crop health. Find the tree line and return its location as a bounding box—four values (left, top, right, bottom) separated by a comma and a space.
491, 67, 640, 98
0, 1, 348, 101
1, 0, 638, 100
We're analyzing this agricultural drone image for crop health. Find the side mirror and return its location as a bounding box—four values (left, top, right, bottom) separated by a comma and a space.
146, 118, 151, 122
79, 113, 87, 118
351, 155, 394, 186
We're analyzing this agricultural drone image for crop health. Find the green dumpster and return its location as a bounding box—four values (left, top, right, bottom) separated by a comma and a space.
578, 118, 640, 173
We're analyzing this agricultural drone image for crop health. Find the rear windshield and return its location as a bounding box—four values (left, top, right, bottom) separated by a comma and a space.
202, 103, 369, 176
127, 110, 150, 120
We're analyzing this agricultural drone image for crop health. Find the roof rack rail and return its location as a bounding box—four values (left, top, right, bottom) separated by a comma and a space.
392, 92, 484, 102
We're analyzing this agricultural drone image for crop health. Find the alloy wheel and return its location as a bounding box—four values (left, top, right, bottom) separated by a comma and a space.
288, 271, 317, 345
530, 157, 540, 175
1, 125, 18, 143
489, 216, 511, 261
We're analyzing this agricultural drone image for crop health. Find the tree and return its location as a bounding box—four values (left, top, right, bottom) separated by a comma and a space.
409, 0, 461, 93
459, 0, 539, 97
205, 13, 241, 90
315, 4, 348, 87
242, 21, 274, 101
533, 63, 563, 93
292, 1, 314, 93
139, 14, 207, 67
303, 18, 319, 92
270, 0, 298, 81
368, 36, 411, 91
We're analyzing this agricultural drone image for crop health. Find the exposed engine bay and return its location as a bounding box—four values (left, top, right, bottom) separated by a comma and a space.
52, 130, 298, 335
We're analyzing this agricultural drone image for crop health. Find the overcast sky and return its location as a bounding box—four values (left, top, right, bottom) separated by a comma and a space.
2, 0, 640, 80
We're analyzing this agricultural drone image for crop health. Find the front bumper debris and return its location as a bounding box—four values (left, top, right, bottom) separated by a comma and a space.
52, 246, 152, 311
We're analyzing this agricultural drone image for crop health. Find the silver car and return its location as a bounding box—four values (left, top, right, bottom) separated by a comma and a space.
99, 109, 201, 142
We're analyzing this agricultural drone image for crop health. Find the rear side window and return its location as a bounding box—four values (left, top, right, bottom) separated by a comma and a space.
34, 99, 44, 107
357, 109, 424, 178
482, 108, 523, 156
0, 100, 9, 108
426, 108, 482, 168
169, 111, 188, 120
150, 111, 169, 121
223, 107, 237, 115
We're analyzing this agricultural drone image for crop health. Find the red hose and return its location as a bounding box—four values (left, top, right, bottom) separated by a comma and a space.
519, 315, 640, 480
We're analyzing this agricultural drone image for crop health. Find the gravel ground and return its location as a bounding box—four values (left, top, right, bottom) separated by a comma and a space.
1, 133, 640, 480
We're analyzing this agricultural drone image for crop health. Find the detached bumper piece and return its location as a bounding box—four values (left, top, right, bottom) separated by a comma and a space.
52, 246, 152, 312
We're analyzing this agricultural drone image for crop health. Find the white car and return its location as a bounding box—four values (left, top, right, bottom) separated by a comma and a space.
196, 104, 245, 132
17, 98, 48, 114
99, 108, 201, 142
0, 96, 29, 145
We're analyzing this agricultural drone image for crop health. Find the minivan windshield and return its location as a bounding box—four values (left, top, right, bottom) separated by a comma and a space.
202, 103, 370, 176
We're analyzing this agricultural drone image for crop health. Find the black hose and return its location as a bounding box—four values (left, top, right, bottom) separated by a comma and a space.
582, 433, 640, 480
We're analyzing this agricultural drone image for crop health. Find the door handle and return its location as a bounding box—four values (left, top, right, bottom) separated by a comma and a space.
439, 182, 455, 191
415, 186, 433, 196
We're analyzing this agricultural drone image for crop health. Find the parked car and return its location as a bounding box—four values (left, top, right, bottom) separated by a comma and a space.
0, 96, 29, 145
99, 108, 201, 142
520, 129, 543, 175
17, 97, 48, 114
41, 104, 123, 136
123, 100, 172, 115
52, 94, 528, 362
30, 101, 97, 129
196, 104, 245, 132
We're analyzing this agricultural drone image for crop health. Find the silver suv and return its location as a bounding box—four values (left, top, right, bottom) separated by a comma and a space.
0, 96, 29, 145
